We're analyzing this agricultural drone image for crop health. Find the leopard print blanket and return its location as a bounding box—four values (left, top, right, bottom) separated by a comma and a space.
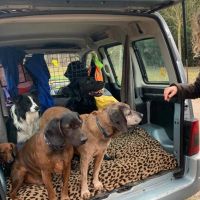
6, 126, 177, 200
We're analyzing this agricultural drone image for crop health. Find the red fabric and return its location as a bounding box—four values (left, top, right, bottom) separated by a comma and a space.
18, 81, 32, 94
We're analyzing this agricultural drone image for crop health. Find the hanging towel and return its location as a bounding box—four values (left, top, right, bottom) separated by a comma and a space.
25, 54, 54, 113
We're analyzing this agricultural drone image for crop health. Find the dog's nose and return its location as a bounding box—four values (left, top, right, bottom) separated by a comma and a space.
80, 137, 88, 145
135, 111, 143, 119
7, 158, 14, 164
139, 112, 143, 119
35, 106, 39, 111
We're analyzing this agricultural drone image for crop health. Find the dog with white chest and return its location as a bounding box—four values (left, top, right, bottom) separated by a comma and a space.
10, 94, 40, 144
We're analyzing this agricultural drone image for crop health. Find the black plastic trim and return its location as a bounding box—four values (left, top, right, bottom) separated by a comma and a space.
173, 99, 185, 178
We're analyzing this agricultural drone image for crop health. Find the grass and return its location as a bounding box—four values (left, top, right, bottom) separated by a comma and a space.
186, 66, 200, 83
146, 66, 200, 83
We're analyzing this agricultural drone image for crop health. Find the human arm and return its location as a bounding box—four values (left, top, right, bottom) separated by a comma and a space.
164, 73, 200, 101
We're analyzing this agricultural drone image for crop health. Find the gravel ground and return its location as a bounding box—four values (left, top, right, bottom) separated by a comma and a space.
186, 99, 200, 200
191, 99, 200, 121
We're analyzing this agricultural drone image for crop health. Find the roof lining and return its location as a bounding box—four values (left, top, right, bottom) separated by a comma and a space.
0, 14, 156, 50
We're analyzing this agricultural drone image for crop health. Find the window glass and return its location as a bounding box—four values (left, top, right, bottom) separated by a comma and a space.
134, 38, 169, 83
106, 44, 123, 85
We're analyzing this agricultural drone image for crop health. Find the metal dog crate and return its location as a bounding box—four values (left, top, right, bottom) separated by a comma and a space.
44, 53, 80, 94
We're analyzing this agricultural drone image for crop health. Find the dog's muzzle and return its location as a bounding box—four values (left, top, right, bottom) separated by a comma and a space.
80, 137, 88, 145
34, 106, 40, 111
89, 89, 103, 97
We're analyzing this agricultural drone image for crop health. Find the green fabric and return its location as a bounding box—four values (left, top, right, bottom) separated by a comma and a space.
92, 53, 104, 69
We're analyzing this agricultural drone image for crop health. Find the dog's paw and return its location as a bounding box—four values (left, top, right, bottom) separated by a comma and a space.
81, 189, 91, 200
60, 193, 70, 200
47, 193, 57, 200
60, 196, 70, 200
10, 192, 19, 200
9, 192, 17, 200
93, 180, 104, 191
10, 196, 20, 200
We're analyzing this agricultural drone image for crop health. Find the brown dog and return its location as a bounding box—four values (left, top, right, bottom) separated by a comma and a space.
77, 102, 143, 199
10, 108, 87, 200
0, 143, 16, 164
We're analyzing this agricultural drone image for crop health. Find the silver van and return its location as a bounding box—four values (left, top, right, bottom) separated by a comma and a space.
0, 0, 199, 200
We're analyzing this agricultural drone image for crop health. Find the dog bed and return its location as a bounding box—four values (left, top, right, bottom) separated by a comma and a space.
6, 126, 177, 200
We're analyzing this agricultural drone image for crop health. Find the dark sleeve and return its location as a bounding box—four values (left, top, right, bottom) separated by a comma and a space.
172, 72, 200, 99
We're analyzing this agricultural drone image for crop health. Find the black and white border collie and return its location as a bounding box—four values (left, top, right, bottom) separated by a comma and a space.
10, 95, 40, 144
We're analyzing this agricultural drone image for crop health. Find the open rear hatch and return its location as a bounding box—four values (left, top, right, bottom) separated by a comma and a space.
0, 1, 187, 199
0, 0, 182, 16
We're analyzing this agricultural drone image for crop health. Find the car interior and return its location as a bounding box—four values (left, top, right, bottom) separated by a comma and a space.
0, 13, 188, 199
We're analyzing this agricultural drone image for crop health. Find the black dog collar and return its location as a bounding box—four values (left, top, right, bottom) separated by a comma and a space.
96, 117, 112, 139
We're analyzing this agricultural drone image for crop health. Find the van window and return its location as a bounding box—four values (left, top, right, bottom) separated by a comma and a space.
44, 53, 80, 94
106, 44, 123, 86
134, 38, 169, 83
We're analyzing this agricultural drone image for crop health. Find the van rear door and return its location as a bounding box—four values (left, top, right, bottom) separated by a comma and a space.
0, 0, 183, 15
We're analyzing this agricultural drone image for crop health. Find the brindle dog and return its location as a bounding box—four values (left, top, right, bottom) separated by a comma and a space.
10, 109, 87, 200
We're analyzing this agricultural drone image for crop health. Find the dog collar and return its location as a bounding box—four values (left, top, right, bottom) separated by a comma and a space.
44, 134, 66, 151
96, 117, 111, 139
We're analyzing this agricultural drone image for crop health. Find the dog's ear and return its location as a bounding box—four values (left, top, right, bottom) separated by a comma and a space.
108, 107, 128, 133
74, 112, 83, 123
72, 84, 81, 102
46, 118, 64, 136
30, 93, 40, 106
67, 80, 82, 101
45, 119, 65, 147
13, 95, 23, 104
10, 143, 17, 157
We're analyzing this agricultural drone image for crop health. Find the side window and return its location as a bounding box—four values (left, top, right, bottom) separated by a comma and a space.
134, 38, 169, 83
106, 44, 123, 86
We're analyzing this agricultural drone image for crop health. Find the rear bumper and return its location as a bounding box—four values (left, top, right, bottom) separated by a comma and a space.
105, 154, 200, 200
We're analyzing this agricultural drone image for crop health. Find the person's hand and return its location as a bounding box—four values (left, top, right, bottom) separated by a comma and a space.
163, 86, 178, 102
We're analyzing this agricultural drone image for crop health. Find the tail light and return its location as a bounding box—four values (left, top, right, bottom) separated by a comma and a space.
188, 120, 199, 156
